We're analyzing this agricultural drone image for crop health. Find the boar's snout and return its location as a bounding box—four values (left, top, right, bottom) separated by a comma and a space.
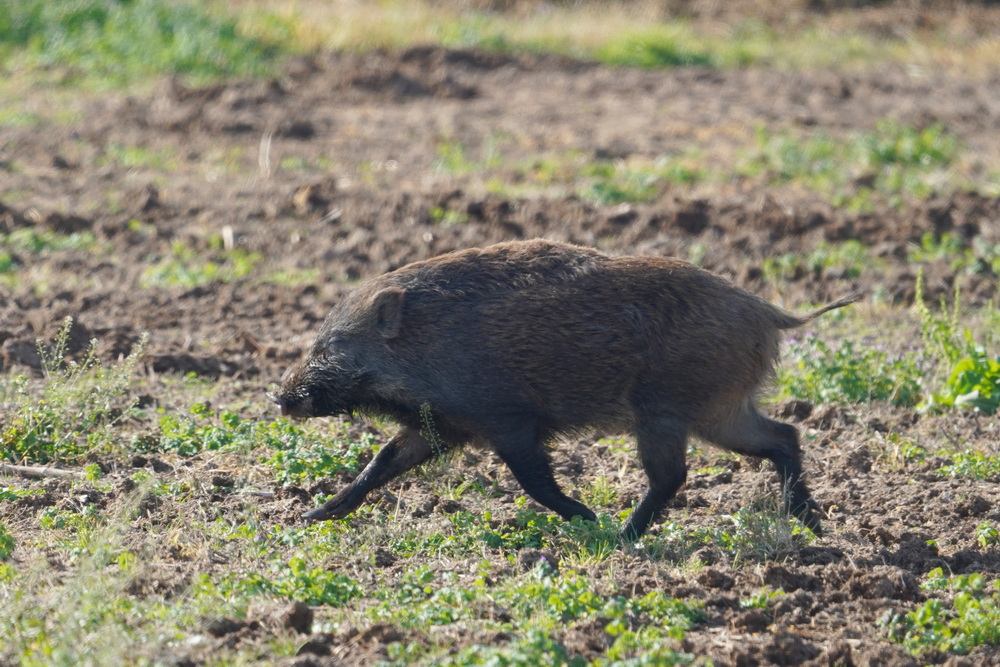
265, 390, 290, 417
267, 385, 315, 419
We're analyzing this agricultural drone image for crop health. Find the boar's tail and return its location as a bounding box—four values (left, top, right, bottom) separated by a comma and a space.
773, 293, 862, 329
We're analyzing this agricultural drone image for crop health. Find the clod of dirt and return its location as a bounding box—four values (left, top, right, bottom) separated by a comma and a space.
804, 404, 853, 430
696, 568, 735, 590
848, 568, 921, 601
210, 474, 235, 489
436, 498, 465, 514
1, 339, 42, 371
817, 640, 853, 666
516, 549, 560, 573
845, 445, 874, 473
203, 616, 254, 638
356, 623, 404, 646
41, 211, 92, 235
852, 644, 918, 667
774, 399, 814, 422
123, 184, 161, 215
886, 534, 945, 573
0, 201, 27, 233
762, 563, 819, 592
956, 494, 991, 518
730, 608, 771, 632
295, 633, 334, 657
672, 199, 711, 235
372, 548, 395, 568
249, 601, 313, 635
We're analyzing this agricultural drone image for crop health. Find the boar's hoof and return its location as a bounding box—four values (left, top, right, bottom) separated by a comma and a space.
302, 507, 332, 521
302, 502, 351, 522
796, 501, 824, 536
302, 485, 367, 521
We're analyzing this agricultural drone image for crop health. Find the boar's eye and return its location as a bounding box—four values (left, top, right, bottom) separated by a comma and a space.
323, 336, 343, 355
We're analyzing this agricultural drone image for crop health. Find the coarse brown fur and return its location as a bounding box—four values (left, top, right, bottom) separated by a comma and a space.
271, 239, 858, 539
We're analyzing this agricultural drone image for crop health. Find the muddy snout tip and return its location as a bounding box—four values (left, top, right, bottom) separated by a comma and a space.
265, 390, 290, 416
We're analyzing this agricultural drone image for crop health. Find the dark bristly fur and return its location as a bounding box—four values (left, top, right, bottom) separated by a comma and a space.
270, 239, 858, 540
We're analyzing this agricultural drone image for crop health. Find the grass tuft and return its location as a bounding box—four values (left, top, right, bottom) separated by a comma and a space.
0, 318, 146, 464
0, 0, 287, 87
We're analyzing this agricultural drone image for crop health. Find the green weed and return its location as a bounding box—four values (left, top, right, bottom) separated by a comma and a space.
976, 521, 1000, 549
262, 266, 320, 286
433, 135, 508, 176
141, 403, 372, 485
0, 250, 14, 275
650, 492, 810, 565
2, 227, 98, 254
875, 442, 1000, 482
98, 142, 176, 170
713, 495, 810, 563
872, 433, 930, 472
580, 476, 618, 508
596, 30, 713, 69
140, 241, 261, 288
371, 562, 703, 664
0, 106, 42, 126
926, 345, 1000, 415
451, 508, 555, 552
436, 16, 516, 54
0, 482, 198, 665
233, 556, 361, 607
0, 318, 146, 464
0, 486, 43, 502
882, 569, 1000, 656
743, 121, 962, 209
0, 0, 287, 87
937, 450, 1000, 480
763, 240, 873, 283
916, 275, 1000, 415
579, 156, 704, 205
741, 587, 784, 609
778, 335, 924, 407
908, 232, 1000, 276
429, 205, 469, 226
434, 140, 477, 175
777, 276, 997, 413
0, 522, 14, 560
435, 629, 578, 666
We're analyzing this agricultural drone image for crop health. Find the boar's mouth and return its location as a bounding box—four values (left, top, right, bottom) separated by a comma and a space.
267, 388, 319, 419
269, 358, 368, 419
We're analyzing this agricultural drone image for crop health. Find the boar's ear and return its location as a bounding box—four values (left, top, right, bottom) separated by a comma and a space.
371, 287, 405, 339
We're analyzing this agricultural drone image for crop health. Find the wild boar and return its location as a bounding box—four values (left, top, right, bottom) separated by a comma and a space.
269, 239, 856, 539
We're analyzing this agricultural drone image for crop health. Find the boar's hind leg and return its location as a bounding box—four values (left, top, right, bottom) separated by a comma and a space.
302, 427, 434, 521
620, 416, 689, 542
695, 401, 823, 535
489, 421, 597, 524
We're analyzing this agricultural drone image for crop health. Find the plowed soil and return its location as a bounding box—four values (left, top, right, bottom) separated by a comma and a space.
3, 38, 1000, 666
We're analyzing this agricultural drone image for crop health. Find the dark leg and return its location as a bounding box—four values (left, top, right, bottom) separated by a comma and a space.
620, 416, 689, 541
488, 420, 596, 523
303, 426, 436, 521
695, 401, 823, 535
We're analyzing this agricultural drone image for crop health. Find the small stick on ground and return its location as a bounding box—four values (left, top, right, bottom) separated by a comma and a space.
0, 463, 87, 480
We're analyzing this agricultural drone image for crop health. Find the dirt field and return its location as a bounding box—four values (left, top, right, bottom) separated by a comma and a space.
3, 20, 1000, 666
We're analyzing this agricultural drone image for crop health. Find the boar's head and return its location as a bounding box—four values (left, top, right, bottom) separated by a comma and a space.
268, 286, 405, 419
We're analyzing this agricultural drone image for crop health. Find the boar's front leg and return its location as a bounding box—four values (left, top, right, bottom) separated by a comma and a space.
488, 419, 597, 524
303, 426, 435, 521
620, 414, 690, 542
